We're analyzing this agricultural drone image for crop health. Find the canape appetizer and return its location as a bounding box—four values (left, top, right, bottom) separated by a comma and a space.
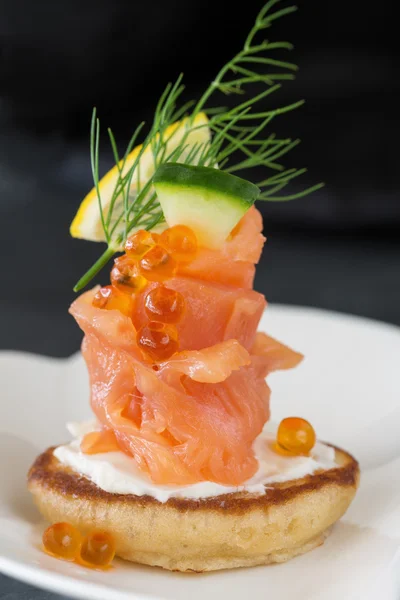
28, 1, 358, 572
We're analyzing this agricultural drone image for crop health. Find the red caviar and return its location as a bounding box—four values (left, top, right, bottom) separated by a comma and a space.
42, 523, 116, 570
138, 245, 176, 281
144, 286, 185, 323
111, 256, 147, 294
125, 230, 159, 259
43, 523, 82, 561
159, 225, 197, 263
137, 321, 179, 360
276, 417, 316, 456
92, 285, 134, 317
79, 530, 116, 568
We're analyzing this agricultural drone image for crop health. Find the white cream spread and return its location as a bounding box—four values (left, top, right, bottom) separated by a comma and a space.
54, 420, 337, 503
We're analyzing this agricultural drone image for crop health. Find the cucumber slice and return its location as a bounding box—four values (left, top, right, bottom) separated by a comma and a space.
153, 163, 260, 249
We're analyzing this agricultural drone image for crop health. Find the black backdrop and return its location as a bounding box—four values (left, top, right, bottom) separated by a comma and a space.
1, 0, 399, 356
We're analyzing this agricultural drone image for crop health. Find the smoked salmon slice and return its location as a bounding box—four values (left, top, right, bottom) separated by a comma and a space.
70, 208, 302, 486
177, 206, 265, 288
158, 340, 251, 384
132, 278, 266, 352
251, 332, 304, 378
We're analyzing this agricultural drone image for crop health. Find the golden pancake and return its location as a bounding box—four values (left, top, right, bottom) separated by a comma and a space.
28, 444, 359, 572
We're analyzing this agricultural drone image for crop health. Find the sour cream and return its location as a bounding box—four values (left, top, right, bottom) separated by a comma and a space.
54, 421, 337, 503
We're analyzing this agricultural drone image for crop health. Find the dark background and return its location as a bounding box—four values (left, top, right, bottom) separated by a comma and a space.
1, 0, 399, 359
0, 1, 399, 597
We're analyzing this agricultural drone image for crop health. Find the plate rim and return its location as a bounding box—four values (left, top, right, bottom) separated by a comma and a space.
0, 554, 161, 600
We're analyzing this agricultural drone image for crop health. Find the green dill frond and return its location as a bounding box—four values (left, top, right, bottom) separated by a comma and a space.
74, 0, 322, 292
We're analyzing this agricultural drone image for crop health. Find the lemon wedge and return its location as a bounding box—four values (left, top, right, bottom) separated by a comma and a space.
70, 112, 210, 244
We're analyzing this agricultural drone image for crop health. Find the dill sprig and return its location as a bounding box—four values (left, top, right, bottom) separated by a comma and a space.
73, 0, 323, 292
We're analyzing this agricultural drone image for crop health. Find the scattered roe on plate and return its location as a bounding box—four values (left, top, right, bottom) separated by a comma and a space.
91, 226, 198, 362
276, 417, 316, 456
79, 530, 116, 568
43, 523, 116, 569
42, 522, 82, 561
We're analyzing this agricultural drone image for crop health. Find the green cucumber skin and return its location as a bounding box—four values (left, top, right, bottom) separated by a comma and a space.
154, 163, 260, 207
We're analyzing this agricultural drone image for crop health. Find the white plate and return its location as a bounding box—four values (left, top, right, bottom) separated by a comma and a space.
1, 305, 400, 600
